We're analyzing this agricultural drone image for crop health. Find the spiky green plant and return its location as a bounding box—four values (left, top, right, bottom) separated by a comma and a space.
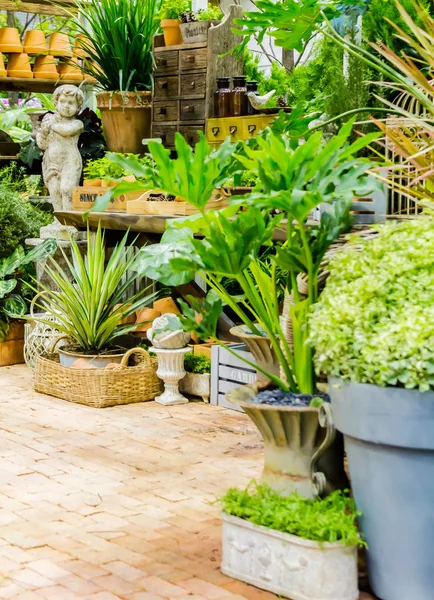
70, 0, 161, 92
31, 227, 157, 353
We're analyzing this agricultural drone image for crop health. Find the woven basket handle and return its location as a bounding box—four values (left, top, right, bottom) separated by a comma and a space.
120, 346, 153, 367
49, 335, 70, 354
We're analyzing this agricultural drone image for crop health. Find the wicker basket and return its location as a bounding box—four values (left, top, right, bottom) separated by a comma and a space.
34, 347, 162, 408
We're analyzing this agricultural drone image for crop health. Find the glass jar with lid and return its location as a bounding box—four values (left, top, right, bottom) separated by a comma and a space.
246, 80, 259, 115
231, 75, 247, 117
214, 77, 231, 118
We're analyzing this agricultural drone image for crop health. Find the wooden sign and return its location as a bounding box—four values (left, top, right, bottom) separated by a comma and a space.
71, 186, 142, 213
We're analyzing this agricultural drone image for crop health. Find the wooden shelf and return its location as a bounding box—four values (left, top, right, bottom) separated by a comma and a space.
0, 77, 91, 93
56, 211, 174, 234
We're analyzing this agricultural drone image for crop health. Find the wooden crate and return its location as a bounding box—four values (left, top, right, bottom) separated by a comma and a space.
72, 186, 142, 213
0, 322, 25, 367
210, 343, 256, 412
126, 191, 229, 215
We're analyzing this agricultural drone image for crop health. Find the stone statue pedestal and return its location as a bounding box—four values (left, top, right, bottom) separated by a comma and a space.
151, 347, 190, 406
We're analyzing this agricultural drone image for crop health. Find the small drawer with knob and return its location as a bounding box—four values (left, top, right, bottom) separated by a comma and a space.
242, 116, 263, 139
153, 101, 179, 122
179, 125, 205, 146
154, 51, 179, 75
154, 76, 179, 99
206, 118, 226, 143
180, 47, 207, 71
180, 99, 205, 121
180, 73, 206, 97
151, 124, 176, 147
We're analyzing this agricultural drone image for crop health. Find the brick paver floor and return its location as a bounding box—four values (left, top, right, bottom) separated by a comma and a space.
0, 365, 375, 600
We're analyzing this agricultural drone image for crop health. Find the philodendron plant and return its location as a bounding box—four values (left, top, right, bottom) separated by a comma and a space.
110, 121, 379, 395
0, 239, 57, 342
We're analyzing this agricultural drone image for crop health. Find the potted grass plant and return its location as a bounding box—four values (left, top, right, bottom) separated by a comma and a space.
309, 217, 434, 600
30, 226, 158, 368
160, 0, 190, 46
70, 0, 160, 154
220, 483, 363, 599
97, 122, 379, 497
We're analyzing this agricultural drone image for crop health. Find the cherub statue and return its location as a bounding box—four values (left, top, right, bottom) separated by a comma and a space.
36, 85, 84, 213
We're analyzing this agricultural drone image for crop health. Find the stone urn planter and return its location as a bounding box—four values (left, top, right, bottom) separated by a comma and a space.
221, 513, 359, 600
230, 325, 279, 385
180, 372, 210, 402
329, 377, 434, 600
96, 91, 152, 154
228, 384, 348, 498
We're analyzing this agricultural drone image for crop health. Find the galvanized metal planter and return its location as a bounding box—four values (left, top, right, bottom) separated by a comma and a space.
329, 377, 434, 600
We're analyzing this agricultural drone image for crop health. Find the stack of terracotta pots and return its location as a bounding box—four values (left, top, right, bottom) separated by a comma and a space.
0, 28, 85, 81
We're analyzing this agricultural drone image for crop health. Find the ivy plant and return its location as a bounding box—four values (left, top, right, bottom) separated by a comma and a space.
310, 218, 434, 391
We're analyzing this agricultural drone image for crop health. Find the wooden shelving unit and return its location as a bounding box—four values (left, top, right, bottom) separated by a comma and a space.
0, 76, 87, 93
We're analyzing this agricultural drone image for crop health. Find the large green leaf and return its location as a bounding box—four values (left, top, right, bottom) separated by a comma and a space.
134, 227, 197, 286
21, 238, 57, 266
2, 295, 27, 317
0, 279, 17, 299
0, 246, 25, 278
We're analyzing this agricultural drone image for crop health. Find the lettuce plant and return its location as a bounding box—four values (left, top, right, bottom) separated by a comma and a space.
309, 218, 434, 392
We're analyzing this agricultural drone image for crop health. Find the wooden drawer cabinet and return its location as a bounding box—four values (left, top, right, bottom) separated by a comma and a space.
154, 76, 179, 99
155, 50, 178, 74
180, 47, 207, 71
152, 124, 177, 147
180, 73, 206, 97
179, 125, 204, 146
153, 101, 178, 122
152, 6, 242, 149
180, 99, 205, 121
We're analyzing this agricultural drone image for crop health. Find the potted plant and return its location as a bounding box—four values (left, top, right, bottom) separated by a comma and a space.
98, 123, 379, 497
180, 5, 223, 44
179, 351, 211, 401
0, 239, 57, 367
70, 0, 160, 154
220, 482, 363, 599
160, 0, 190, 46
309, 217, 434, 600
30, 226, 158, 368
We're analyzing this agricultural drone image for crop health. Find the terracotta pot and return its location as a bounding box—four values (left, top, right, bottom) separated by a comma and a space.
57, 57, 83, 81
0, 53, 6, 77
7, 53, 33, 79
0, 28, 23, 53
23, 29, 48, 55
33, 55, 58, 80
113, 303, 136, 325
135, 308, 161, 332
82, 59, 98, 83
49, 32, 72, 57
96, 91, 152, 153
83, 179, 102, 187
74, 34, 91, 58
153, 297, 180, 315
161, 19, 183, 46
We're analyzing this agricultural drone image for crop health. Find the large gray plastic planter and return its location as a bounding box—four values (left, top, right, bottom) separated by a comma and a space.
329, 377, 434, 600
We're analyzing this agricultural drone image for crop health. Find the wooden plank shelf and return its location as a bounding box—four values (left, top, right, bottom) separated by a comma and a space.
0, 77, 88, 93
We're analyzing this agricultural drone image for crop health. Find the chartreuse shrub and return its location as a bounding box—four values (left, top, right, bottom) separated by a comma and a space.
309, 218, 434, 392
184, 352, 211, 374
220, 483, 364, 547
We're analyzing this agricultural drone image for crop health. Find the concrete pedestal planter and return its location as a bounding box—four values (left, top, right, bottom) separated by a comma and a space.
329, 377, 434, 600
230, 325, 279, 385
221, 513, 359, 600
228, 384, 348, 498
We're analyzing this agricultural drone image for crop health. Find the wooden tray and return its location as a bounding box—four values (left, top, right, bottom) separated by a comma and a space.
126, 191, 229, 215
72, 186, 142, 213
